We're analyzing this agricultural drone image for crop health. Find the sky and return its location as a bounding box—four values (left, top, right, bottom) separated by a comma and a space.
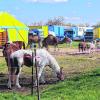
0, 0, 100, 25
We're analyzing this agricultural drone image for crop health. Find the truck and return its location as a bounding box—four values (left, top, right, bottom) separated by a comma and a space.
64, 26, 78, 40
48, 25, 65, 40
84, 27, 93, 42
29, 25, 48, 38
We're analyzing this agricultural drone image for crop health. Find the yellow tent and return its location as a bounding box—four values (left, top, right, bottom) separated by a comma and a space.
0, 12, 29, 46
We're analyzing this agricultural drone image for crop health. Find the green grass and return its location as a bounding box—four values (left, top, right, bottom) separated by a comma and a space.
49, 41, 79, 48
0, 45, 100, 100
40, 67, 100, 100
0, 67, 100, 100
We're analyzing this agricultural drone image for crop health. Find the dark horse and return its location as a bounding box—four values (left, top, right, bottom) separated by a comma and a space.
59, 37, 72, 47
42, 36, 72, 50
78, 41, 91, 52
28, 33, 42, 48
42, 35, 59, 51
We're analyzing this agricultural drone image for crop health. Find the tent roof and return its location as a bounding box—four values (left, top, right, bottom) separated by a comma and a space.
0, 12, 28, 30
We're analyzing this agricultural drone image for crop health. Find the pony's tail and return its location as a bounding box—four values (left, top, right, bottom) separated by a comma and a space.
10, 58, 20, 75
23, 42, 25, 49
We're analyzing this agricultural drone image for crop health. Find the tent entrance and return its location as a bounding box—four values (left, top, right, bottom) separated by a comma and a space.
0, 31, 8, 47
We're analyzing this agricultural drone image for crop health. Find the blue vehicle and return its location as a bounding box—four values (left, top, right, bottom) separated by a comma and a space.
84, 28, 93, 42
29, 29, 44, 38
48, 25, 65, 40
64, 26, 78, 40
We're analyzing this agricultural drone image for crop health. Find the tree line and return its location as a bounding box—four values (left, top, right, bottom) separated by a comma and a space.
30, 16, 99, 28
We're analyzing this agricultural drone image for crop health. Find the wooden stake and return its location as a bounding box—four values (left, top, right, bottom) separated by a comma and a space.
34, 44, 40, 100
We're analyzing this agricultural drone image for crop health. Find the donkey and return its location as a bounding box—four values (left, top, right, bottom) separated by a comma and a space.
8, 49, 64, 89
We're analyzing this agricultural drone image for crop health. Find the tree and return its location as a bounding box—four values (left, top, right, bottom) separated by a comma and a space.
45, 16, 65, 25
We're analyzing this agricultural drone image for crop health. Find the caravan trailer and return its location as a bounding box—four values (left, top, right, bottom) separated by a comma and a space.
48, 25, 65, 39
64, 26, 78, 40
84, 27, 93, 41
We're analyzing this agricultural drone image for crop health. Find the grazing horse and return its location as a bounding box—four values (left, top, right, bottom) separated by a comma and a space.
28, 33, 42, 48
42, 35, 59, 51
59, 37, 72, 47
7, 49, 64, 88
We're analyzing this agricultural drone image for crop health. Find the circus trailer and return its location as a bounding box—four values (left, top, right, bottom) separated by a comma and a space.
64, 26, 78, 40
93, 27, 100, 39
29, 25, 48, 38
77, 26, 87, 37
0, 12, 29, 48
73, 26, 87, 41
48, 25, 65, 40
84, 27, 93, 42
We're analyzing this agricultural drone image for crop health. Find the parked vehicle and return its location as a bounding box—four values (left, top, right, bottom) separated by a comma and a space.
64, 26, 78, 40
84, 28, 93, 42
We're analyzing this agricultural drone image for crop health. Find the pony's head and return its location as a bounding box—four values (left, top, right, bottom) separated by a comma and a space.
2, 42, 22, 57
56, 67, 64, 81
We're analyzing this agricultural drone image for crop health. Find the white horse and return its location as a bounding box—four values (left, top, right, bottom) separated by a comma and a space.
87, 42, 95, 53
8, 49, 64, 89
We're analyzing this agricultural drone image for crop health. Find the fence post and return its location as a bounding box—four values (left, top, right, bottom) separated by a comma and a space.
31, 49, 34, 95
34, 44, 40, 100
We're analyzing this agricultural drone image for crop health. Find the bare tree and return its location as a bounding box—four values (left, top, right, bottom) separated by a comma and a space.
30, 21, 44, 26
45, 16, 65, 25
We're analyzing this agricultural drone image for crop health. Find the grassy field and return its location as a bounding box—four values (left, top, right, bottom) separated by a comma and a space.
0, 42, 100, 100
0, 67, 100, 100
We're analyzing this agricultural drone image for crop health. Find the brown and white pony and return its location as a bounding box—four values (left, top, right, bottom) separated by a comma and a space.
2, 41, 25, 88
7, 49, 64, 88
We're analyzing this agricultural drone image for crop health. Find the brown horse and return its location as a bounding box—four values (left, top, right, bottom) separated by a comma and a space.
28, 33, 42, 48
42, 35, 59, 51
2, 41, 25, 88
2, 41, 25, 56
78, 42, 87, 52
59, 37, 72, 47
42, 36, 72, 51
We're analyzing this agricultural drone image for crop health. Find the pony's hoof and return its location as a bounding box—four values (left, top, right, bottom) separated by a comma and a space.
7, 86, 12, 90
16, 85, 21, 89
40, 80, 46, 84
7, 84, 12, 89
